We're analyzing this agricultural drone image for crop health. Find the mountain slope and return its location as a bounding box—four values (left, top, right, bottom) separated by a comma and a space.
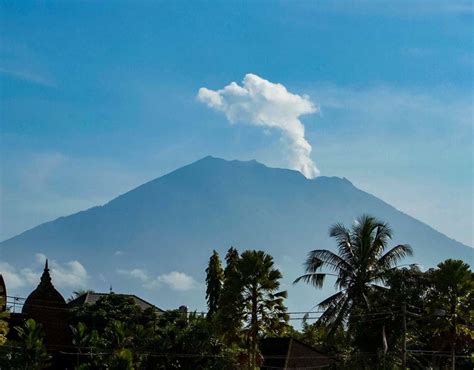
1, 156, 472, 310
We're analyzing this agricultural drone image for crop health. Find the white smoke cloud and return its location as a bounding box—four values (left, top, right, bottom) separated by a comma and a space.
198, 73, 320, 178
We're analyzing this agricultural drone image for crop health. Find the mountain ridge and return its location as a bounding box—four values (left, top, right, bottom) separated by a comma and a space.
1, 156, 470, 252
1, 156, 471, 310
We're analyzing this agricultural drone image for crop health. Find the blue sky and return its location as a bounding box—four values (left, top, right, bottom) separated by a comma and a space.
1, 0, 473, 246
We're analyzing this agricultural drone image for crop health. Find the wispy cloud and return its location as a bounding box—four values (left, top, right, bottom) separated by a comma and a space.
118, 268, 200, 291
156, 271, 199, 291
0, 253, 88, 290
35, 253, 89, 288
0, 67, 56, 87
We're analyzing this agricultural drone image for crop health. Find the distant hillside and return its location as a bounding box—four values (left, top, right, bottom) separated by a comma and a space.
1, 156, 472, 310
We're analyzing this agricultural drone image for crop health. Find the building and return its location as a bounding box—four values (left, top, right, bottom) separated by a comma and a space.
2, 260, 166, 368
0, 274, 6, 311
260, 337, 334, 369
21, 260, 72, 350
68, 291, 165, 313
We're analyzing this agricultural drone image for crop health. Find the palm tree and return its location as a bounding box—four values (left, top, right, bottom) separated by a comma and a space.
426, 259, 473, 370
294, 215, 412, 332
238, 250, 288, 369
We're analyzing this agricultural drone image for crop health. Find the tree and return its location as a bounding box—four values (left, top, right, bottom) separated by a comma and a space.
294, 215, 412, 334
216, 247, 243, 343
206, 250, 224, 319
15, 319, 51, 370
71, 322, 106, 369
69, 294, 237, 369
223, 247, 239, 279
425, 259, 473, 369
106, 321, 135, 370
237, 250, 289, 369
150, 310, 238, 369
70, 293, 156, 368
360, 265, 430, 369
71, 293, 144, 333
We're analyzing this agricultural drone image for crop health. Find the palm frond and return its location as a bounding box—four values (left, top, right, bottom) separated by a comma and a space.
328, 298, 350, 335
378, 244, 413, 270
329, 223, 355, 263
371, 222, 393, 259
318, 291, 345, 309
317, 294, 350, 333
317, 295, 344, 324
304, 249, 351, 274
354, 215, 379, 264
293, 273, 326, 288
370, 284, 388, 292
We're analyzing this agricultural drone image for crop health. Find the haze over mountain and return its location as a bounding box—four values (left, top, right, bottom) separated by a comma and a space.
1, 157, 472, 311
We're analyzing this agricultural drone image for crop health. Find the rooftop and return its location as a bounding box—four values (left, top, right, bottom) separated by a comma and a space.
68, 291, 165, 312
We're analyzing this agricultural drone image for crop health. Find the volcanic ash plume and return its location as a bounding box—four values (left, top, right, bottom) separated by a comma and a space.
197, 73, 319, 178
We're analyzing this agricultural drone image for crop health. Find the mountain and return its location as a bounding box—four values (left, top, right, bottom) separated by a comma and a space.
1, 156, 472, 311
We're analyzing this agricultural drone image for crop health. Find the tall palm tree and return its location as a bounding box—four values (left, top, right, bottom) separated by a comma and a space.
238, 250, 289, 369
427, 259, 473, 370
294, 215, 412, 331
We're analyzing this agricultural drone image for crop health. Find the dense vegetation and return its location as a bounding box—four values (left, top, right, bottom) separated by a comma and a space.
0, 215, 472, 369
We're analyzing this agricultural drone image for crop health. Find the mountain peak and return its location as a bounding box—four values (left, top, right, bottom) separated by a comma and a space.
197, 155, 260, 166
1, 156, 471, 309
195, 156, 355, 186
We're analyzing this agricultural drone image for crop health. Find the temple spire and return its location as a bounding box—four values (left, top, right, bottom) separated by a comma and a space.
40, 259, 52, 286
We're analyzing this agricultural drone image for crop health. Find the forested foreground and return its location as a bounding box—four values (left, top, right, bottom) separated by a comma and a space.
0, 215, 472, 369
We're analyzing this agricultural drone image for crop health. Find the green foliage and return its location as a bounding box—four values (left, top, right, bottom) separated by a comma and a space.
109, 348, 134, 370
71, 293, 145, 333
70, 294, 155, 368
214, 248, 288, 369
216, 247, 243, 343
237, 250, 289, 336
4, 221, 470, 369
423, 259, 474, 368
15, 318, 51, 370
69, 294, 237, 369
70, 321, 105, 369
332, 259, 473, 369
146, 310, 238, 369
296, 316, 348, 354
206, 250, 224, 319
239, 250, 289, 368
0, 297, 8, 346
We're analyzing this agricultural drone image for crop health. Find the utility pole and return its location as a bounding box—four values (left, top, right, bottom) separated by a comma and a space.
402, 302, 407, 370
